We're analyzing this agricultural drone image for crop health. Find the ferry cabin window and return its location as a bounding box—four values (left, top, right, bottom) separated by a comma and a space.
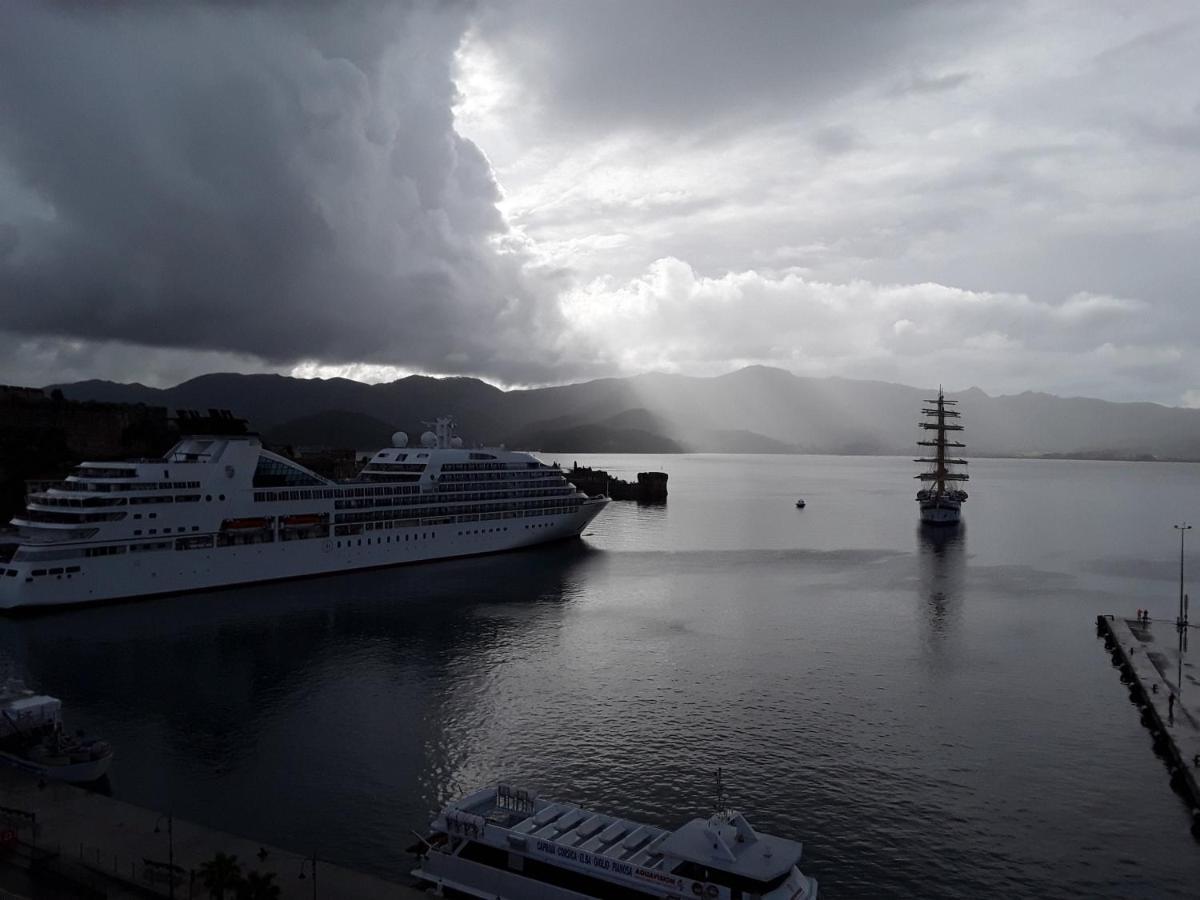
456, 842, 655, 899
671, 861, 793, 895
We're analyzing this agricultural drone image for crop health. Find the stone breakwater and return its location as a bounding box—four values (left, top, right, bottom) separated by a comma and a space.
567, 465, 667, 502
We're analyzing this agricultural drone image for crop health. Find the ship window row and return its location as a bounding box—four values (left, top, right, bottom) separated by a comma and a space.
19, 510, 127, 524
334, 530, 442, 546
436, 472, 566, 485
11, 547, 81, 562
454, 842, 652, 900
442, 460, 550, 471
130, 541, 174, 553
252, 484, 419, 503
334, 487, 572, 511
335, 502, 578, 527
14, 526, 99, 543
437, 486, 574, 499
23, 566, 81, 578
28, 495, 129, 509
56, 480, 202, 493
85, 545, 127, 557
439, 472, 564, 487
75, 467, 138, 478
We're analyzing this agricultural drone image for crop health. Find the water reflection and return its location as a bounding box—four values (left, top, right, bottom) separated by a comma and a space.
0, 543, 598, 823
917, 524, 966, 646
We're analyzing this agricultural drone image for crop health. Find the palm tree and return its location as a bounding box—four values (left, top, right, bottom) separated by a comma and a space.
236, 870, 281, 900
198, 852, 243, 900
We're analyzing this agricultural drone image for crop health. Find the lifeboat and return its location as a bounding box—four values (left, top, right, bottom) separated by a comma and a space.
281, 513, 325, 528
221, 517, 272, 531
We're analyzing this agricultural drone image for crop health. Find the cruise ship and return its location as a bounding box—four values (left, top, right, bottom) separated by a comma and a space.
413, 782, 819, 900
0, 414, 609, 610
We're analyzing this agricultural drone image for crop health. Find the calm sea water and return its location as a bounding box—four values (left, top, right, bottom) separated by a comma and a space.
3, 454, 1200, 897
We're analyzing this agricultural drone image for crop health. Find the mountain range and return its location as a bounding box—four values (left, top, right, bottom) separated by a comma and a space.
48, 366, 1200, 460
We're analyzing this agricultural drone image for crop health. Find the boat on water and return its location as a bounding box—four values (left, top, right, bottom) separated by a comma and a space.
412, 781, 818, 900
795, 499, 806, 509
0, 682, 112, 783
915, 387, 968, 525
0, 412, 609, 610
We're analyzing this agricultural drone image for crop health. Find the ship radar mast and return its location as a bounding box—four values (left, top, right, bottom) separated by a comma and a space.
713, 767, 730, 822
421, 416, 458, 449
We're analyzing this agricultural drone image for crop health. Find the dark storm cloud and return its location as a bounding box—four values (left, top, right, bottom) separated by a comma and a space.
0, 0, 585, 382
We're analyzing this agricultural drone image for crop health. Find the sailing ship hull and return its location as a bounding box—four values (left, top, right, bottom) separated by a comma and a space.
919, 497, 961, 525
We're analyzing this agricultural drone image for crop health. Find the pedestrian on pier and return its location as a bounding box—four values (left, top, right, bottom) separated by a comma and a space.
1137, 608, 1142, 622
1169, 692, 1176, 724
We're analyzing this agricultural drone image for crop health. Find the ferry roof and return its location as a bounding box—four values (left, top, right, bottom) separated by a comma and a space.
442, 786, 801, 882
657, 813, 801, 881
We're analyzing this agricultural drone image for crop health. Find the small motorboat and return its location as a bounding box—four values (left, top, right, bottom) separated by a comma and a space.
795, 499, 806, 509
1, 682, 113, 783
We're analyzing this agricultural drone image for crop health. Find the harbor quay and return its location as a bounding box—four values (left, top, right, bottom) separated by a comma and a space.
1097, 614, 1200, 835
0, 765, 425, 899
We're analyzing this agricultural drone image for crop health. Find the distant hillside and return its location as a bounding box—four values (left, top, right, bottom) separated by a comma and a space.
50, 366, 1200, 460
264, 410, 397, 450
506, 408, 683, 453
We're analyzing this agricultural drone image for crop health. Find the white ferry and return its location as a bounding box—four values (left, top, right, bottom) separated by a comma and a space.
0, 414, 609, 610
1, 682, 113, 783
413, 783, 818, 900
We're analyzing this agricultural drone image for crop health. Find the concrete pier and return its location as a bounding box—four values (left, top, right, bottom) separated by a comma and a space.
1097, 614, 1200, 836
0, 765, 426, 899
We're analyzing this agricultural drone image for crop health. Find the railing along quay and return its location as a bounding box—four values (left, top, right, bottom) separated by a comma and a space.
1097, 613, 1200, 838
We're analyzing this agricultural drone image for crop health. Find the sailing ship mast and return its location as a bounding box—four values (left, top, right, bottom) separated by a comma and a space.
915, 387, 968, 497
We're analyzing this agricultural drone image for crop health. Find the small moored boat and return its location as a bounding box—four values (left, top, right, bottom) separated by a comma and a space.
795, 499, 806, 509
1, 682, 112, 783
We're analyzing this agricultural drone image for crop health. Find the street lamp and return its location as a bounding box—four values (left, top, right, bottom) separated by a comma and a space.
1175, 524, 1192, 696
153, 813, 175, 900
297, 850, 317, 900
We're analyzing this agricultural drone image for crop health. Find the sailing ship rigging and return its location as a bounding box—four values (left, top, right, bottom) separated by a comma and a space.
915, 387, 969, 525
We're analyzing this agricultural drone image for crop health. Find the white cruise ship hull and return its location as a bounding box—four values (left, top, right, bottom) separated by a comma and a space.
0, 501, 605, 610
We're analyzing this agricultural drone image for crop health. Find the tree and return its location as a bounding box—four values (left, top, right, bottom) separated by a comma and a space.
236, 870, 281, 900
198, 852, 243, 900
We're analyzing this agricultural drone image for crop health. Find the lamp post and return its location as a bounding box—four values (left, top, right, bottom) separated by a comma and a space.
153, 813, 175, 900
297, 850, 317, 900
1175, 523, 1191, 696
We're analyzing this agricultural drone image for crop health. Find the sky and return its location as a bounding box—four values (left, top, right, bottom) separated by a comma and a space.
1, 1, 1199, 405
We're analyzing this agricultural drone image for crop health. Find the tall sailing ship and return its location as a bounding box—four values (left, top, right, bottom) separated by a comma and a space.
915, 388, 968, 525
0, 413, 609, 611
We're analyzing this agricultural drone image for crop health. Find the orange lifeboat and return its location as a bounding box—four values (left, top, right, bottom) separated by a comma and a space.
281, 513, 325, 528
221, 517, 272, 531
